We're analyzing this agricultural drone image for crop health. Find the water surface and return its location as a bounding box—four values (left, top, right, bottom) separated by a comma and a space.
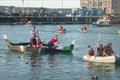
0, 24, 120, 80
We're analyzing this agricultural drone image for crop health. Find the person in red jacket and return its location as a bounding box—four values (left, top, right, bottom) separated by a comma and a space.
48, 34, 60, 48
87, 45, 95, 56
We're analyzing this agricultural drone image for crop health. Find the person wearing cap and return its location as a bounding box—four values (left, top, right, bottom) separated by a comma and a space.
48, 34, 60, 48
87, 45, 95, 56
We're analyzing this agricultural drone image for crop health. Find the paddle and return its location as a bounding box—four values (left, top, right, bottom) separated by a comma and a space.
97, 33, 101, 43
118, 30, 120, 34
3, 34, 8, 41
54, 35, 62, 49
95, 33, 101, 54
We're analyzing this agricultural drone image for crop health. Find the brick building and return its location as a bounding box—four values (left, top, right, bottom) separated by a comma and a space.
80, 0, 120, 15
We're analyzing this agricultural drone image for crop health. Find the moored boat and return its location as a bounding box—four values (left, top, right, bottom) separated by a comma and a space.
83, 55, 116, 63
93, 16, 111, 27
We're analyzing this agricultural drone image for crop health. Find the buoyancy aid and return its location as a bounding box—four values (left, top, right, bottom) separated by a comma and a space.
49, 36, 58, 44
89, 48, 94, 56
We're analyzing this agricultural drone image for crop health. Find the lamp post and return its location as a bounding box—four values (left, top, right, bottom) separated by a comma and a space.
22, 0, 24, 14
62, 0, 63, 9
41, 0, 44, 8
61, 0, 63, 14
84, 0, 88, 24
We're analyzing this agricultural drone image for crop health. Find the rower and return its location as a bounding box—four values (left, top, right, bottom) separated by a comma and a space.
96, 44, 104, 56
30, 37, 36, 47
84, 26, 87, 31
103, 42, 115, 56
56, 25, 62, 31
48, 34, 60, 48
91, 76, 99, 80
30, 26, 42, 47
80, 25, 87, 32
56, 25, 66, 33
36, 35, 42, 48
87, 45, 95, 56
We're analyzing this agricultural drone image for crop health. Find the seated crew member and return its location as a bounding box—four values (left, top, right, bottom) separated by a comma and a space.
36, 36, 42, 48
84, 26, 87, 31
96, 44, 104, 56
103, 42, 115, 56
31, 26, 38, 37
87, 45, 95, 56
81, 25, 87, 32
30, 37, 37, 47
48, 34, 60, 48
56, 25, 66, 33
30, 26, 41, 47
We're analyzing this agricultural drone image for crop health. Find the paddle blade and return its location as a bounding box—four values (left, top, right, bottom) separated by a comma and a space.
118, 30, 120, 34
71, 40, 75, 45
3, 34, 8, 40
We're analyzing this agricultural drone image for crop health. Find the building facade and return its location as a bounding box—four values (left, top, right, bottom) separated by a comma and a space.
80, 0, 120, 15
112, 0, 120, 15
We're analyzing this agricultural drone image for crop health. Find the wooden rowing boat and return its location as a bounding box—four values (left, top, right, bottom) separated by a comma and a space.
5, 39, 30, 52
4, 36, 74, 53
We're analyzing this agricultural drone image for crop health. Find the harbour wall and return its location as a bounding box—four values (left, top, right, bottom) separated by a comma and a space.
0, 16, 98, 25
0, 16, 120, 25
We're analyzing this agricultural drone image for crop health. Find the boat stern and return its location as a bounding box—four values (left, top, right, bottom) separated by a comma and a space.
70, 40, 75, 50
63, 40, 75, 53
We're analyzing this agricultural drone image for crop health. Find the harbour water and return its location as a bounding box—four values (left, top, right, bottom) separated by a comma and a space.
0, 24, 120, 80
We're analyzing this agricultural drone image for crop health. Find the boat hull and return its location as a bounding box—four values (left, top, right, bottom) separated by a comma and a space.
26, 44, 74, 53
6, 40, 74, 53
83, 55, 115, 63
7, 41, 29, 52
93, 23, 111, 27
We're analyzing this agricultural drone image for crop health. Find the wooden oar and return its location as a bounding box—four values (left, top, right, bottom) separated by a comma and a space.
97, 33, 101, 43
95, 33, 101, 50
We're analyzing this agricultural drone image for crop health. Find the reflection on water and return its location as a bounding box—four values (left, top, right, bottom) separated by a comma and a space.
84, 62, 120, 80
85, 62, 116, 76
1, 49, 120, 80
28, 52, 42, 71
85, 62, 115, 71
